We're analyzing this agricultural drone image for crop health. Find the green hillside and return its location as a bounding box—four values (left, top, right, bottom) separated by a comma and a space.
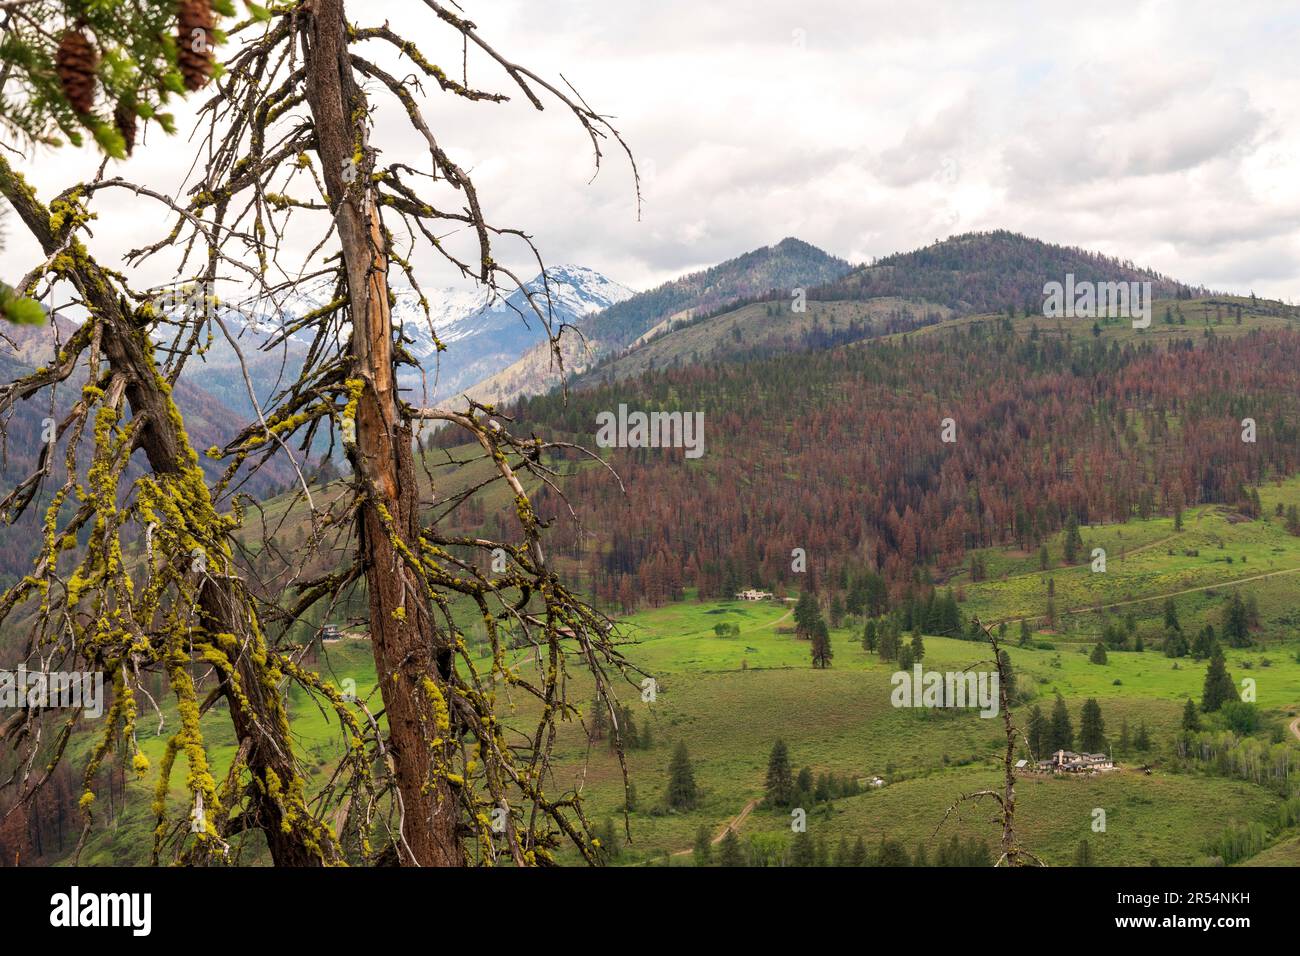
575, 297, 951, 386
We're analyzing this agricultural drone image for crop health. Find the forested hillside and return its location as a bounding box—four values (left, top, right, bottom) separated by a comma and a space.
512, 317, 1300, 609
815, 230, 1198, 314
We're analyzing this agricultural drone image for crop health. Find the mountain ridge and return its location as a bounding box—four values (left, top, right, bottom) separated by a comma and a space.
461, 237, 855, 408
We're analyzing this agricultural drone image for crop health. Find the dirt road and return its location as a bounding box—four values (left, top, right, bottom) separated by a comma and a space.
669, 796, 761, 858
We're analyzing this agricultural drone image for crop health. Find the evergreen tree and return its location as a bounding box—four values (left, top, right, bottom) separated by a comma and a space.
968, 838, 993, 867
718, 829, 743, 867
909, 632, 925, 664
876, 836, 911, 867
1090, 641, 1108, 665
850, 836, 867, 866
666, 741, 698, 810
846, 576, 868, 617
936, 834, 959, 866
999, 650, 1017, 702
796, 766, 814, 793
692, 824, 713, 866
1027, 704, 1048, 758
1073, 839, 1094, 866
793, 590, 819, 639
765, 739, 794, 807
1019, 619, 1032, 647
1063, 513, 1083, 564
1201, 647, 1238, 713
1133, 722, 1151, 751
595, 818, 620, 863
829, 594, 845, 628
877, 619, 900, 661
811, 619, 833, 669
1191, 624, 1217, 660
615, 704, 640, 751
1079, 698, 1106, 752
1181, 697, 1201, 732
589, 695, 609, 740
1222, 592, 1251, 648
790, 829, 815, 866
1049, 692, 1074, 753
833, 835, 852, 867
862, 618, 878, 652
1163, 597, 1181, 634
934, 589, 961, 636
813, 773, 830, 804
864, 571, 888, 617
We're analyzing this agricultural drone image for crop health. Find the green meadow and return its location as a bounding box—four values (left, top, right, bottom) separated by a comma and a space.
63, 476, 1300, 867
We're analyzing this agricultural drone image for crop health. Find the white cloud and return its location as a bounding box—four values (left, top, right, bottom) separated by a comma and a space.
2, 0, 1299, 300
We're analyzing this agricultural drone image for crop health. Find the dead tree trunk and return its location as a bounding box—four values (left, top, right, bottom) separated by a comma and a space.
0, 157, 334, 867
299, 0, 464, 866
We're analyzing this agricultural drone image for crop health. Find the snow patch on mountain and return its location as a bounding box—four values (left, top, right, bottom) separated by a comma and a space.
147, 265, 632, 405
397, 265, 634, 360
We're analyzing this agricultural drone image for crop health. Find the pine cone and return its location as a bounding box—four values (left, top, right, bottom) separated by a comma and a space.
114, 101, 137, 156
55, 29, 98, 114
177, 0, 215, 92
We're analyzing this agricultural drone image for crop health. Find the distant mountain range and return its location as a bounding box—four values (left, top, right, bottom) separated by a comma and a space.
394, 265, 634, 401
0, 315, 295, 589
181, 237, 855, 423
182, 266, 633, 417
462, 237, 854, 408
456, 231, 1207, 410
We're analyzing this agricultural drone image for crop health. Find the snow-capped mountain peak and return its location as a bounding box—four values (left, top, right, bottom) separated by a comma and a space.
150, 265, 632, 405
395, 265, 633, 361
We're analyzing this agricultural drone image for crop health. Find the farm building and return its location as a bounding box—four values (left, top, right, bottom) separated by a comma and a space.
734, 588, 773, 601
1037, 750, 1115, 774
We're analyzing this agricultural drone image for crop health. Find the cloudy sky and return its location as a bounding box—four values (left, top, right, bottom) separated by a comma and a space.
5, 0, 1300, 301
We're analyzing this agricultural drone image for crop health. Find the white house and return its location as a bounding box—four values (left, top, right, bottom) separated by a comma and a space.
1037, 750, 1115, 774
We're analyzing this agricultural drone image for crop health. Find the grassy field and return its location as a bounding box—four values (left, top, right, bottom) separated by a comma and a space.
507, 598, 1299, 866
55, 475, 1300, 867
888, 295, 1300, 349
954, 478, 1300, 650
